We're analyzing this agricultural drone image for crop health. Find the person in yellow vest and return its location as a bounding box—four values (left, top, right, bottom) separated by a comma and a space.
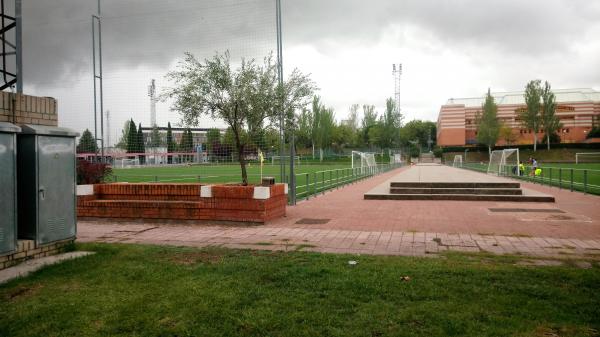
518, 162, 525, 176
534, 167, 542, 177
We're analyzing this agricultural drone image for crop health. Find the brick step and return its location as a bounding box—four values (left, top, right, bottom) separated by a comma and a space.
389, 187, 523, 195
365, 193, 555, 202
390, 182, 520, 189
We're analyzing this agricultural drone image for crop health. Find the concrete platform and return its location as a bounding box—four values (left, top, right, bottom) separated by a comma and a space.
365, 165, 555, 202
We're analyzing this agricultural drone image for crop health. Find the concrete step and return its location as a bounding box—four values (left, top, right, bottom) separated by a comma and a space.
389, 187, 523, 195
364, 193, 555, 202
390, 182, 520, 189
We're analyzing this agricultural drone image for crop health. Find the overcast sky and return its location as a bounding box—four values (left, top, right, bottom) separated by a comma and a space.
19, 0, 600, 144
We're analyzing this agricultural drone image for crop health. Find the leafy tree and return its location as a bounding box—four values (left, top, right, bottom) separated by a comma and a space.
315, 106, 335, 161
164, 51, 314, 185
541, 81, 561, 150
399, 120, 436, 149
116, 121, 130, 150
499, 122, 516, 145
521, 80, 542, 151
310, 96, 323, 159
166, 122, 175, 164
137, 123, 146, 164
77, 129, 98, 153
206, 128, 221, 156
361, 104, 378, 148
296, 108, 314, 149
476, 89, 500, 156
149, 124, 162, 148
179, 128, 194, 162
126, 119, 137, 153
378, 98, 402, 149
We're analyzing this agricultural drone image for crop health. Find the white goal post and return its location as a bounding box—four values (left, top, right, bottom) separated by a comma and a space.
576, 152, 600, 164
271, 155, 300, 166
352, 151, 377, 170
487, 148, 520, 176
452, 155, 463, 168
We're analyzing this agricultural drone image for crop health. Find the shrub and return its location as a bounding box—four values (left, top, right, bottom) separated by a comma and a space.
77, 160, 112, 184
587, 127, 600, 139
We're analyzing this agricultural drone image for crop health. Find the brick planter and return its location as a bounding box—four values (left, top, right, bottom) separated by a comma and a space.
77, 183, 287, 223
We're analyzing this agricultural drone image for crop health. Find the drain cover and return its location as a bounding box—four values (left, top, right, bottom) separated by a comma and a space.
295, 218, 330, 225
489, 208, 564, 213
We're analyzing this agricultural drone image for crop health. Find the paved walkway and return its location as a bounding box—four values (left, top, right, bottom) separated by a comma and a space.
77, 222, 600, 258
78, 165, 600, 258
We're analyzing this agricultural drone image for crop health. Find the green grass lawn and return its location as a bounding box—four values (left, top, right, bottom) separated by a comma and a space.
111, 162, 353, 184
1, 243, 599, 337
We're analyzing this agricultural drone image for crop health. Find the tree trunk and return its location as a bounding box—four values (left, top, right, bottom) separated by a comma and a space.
312, 143, 315, 159
533, 133, 537, 152
488, 145, 491, 158
319, 148, 323, 162
233, 130, 248, 185
547, 134, 550, 150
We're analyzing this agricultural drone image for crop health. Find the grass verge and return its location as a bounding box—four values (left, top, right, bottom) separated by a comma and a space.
1, 243, 599, 337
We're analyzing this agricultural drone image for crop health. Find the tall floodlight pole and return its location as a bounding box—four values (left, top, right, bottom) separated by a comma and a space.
92, 0, 104, 160
276, 0, 285, 185
105, 109, 110, 148
148, 79, 157, 127
392, 63, 402, 114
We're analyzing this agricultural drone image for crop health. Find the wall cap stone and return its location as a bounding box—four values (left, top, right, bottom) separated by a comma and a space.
77, 184, 94, 196
253, 186, 271, 200
200, 185, 212, 198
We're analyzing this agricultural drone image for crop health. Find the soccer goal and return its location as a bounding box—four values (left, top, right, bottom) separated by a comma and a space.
488, 149, 520, 176
452, 155, 463, 168
352, 151, 377, 172
271, 155, 300, 166
114, 158, 140, 168
576, 152, 600, 164
389, 150, 402, 165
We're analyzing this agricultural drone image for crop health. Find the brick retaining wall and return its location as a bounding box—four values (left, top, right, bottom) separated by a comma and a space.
77, 183, 287, 223
0, 239, 74, 270
0, 92, 58, 126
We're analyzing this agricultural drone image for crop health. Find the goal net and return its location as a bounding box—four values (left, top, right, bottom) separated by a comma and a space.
114, 158, 140, 168
352, 151, 377, 172
389, 150, 402, 164
271, 155, 300, 166
452, 155, 463, 168
576, 152, 600, 164
487, 148, 520, 176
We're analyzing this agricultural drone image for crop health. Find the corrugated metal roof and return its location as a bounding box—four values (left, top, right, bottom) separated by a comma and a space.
446, 88, 600, 107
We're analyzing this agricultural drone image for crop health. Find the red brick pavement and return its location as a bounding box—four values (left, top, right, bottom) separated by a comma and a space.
269, 167, 600, 239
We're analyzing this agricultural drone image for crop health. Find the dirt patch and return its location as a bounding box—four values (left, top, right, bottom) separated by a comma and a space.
3, 283, 44, 302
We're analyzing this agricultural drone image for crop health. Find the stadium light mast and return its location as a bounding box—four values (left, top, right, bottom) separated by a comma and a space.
92, 0, 104, 160
392, 63, 402, 114
148, 79, 157, 126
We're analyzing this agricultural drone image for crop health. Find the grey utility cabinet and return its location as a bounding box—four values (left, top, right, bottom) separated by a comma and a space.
17, 124, 79, 245
0, 122, 20, 255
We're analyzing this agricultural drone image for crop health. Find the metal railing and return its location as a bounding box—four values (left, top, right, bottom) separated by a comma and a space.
293, 163, 403, 201
453, 162, 600, 196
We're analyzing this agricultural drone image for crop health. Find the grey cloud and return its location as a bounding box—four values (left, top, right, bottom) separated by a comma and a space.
20, 0, 600, 90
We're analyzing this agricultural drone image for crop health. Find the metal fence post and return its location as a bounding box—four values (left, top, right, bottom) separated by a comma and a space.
583, 170, 587, 194
570, 168, 573, 192
155, 175, 158, 182
549, 167, 552, 188
557, 168, 563, 190
306, 173, 310, 200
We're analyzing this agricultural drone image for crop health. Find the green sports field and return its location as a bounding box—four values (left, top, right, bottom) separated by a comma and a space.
110, 159, 398, 200
462, 162, 600, 195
